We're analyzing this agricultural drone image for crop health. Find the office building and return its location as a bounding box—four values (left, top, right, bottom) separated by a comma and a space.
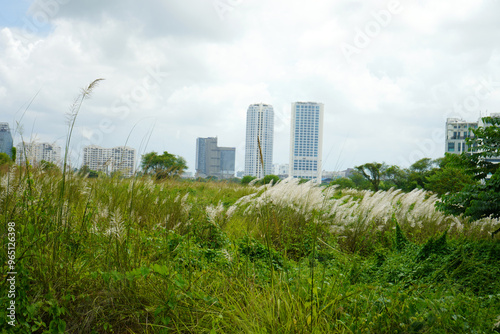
82, 145, 136, 177
244, 103, 274, 178
0, 123, 13, 158
289, 102, 324, 182
195, 137, 235, 178
16, 142, 62, 166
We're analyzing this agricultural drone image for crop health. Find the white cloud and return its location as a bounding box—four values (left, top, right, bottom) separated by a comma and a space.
1, 0, 500, 173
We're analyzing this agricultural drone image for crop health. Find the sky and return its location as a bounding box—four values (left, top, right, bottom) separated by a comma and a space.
1, 0, 500, 174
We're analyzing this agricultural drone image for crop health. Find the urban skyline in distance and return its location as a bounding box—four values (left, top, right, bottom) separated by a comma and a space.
1, 1, 500, 174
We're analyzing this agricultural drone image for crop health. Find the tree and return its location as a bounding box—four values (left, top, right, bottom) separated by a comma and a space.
425, 154, 476, 196
382, 165, 408, 190
261, 174, 280, 185
354, 162, 388, 191
437, 116, 500, 236
0, 152, 11, 165
241, 175, 257, 185
329, 177, 356, 189
141, 151, 187, 179
406, 158, 437, 190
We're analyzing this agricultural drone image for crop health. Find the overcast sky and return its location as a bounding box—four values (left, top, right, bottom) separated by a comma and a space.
1, 0, 500, 173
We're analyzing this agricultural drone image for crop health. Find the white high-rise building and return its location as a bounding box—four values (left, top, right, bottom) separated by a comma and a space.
16, 142, 62, 166
83, 145, 136, 177
244, 103, 274, 178
289, 102, 324, 182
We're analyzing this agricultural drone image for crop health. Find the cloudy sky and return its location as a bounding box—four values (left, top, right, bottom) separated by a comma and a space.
1, 0, 500, 173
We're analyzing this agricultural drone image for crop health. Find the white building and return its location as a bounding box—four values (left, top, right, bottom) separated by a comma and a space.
445, 118, 477, 155
244, 103, 274, 178
273, 163, 289, 176
16, 142, 62, 166
83, 145, 136, 177
445, 113, 500, 162
289, 102, 324, 182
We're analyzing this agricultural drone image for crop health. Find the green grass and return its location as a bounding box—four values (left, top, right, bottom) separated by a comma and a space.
1, 168, 500, 333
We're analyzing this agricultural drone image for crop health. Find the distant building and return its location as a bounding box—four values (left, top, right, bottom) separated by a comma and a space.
195, 137, 235, 179
16, 142, 62, 166
273, 163, 289, 178
83, 145, 136, 177
445, 113, 500, 163
0, 123, 13, 158
244, 103, 274, 178
289, 102, 324, 182
445, 118, 478, 155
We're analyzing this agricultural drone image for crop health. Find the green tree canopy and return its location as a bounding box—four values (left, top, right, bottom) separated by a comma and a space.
261, 174, 280, 185
141, 151, 187, 179
424, 154, 476, 196
436, 116, 500, 236
241, 175, 257, 185
0, 152, 11, 165
329, 177, 356, 189
354, 162, 388, 191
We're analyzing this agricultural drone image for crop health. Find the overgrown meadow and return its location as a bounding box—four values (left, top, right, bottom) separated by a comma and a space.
1, 167, 500, 333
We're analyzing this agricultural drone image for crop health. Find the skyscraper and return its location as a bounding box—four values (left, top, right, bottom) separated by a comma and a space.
16, 142, 62, 166
244, 103, 274, 178
195, 137, 235, 178
0, 123, 13, 158
289, 102, 324, 182
82, 145, 136, 177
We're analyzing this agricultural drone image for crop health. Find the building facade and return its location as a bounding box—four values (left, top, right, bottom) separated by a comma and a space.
195, 137, 235, 178
244, 103, 274, 178
289, 102, 324, 182
445, 118, 478, 155
82, 145, 136, 177
445, 113, 500, 162
16, 142, 62, 166
272, 163, 289, 178
0, 123, 13, 158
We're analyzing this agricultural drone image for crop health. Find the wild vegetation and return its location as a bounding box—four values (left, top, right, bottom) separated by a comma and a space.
2, 82, 499, 332
1, 168, 499, 333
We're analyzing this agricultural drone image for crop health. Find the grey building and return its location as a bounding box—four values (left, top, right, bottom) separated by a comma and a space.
0, 123, 13, 158
196, 137, 235, 179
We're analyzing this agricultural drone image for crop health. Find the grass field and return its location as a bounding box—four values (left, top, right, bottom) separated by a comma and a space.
1, 167, 500, 333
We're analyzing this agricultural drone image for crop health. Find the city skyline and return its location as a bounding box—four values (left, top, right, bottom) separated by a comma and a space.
1, 1, 500, 173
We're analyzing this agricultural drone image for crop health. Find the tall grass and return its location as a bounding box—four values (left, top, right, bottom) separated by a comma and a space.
1, 167, 499, 332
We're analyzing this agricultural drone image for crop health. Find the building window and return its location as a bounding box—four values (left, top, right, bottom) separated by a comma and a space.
448, 142, 455, 152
